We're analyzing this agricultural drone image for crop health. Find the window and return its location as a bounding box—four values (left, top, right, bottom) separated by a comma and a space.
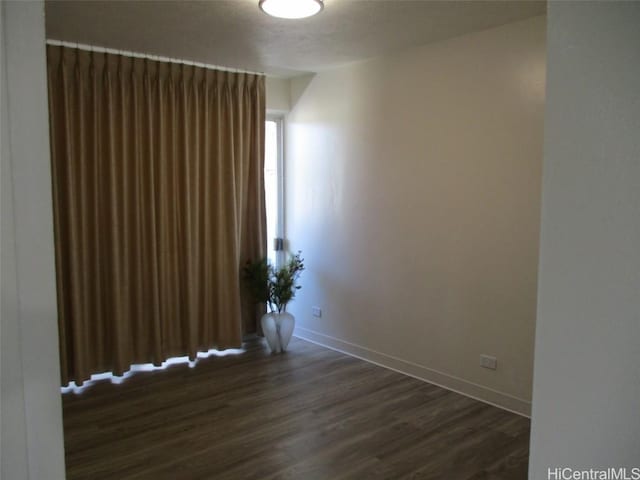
264, 117, 284, 267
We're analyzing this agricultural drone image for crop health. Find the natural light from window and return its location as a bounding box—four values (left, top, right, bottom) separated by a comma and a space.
60, 347, 245, 394
265, 119, 279, 266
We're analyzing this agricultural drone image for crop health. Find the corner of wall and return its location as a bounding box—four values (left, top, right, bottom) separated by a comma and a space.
266, 76, 292, 113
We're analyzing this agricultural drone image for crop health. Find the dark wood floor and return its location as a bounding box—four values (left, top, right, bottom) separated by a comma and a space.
62, 337, 530, 480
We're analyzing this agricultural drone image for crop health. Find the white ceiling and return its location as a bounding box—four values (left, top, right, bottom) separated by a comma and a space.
45, 0, 546, 78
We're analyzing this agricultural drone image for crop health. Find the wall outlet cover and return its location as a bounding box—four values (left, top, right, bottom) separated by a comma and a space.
480, 354, 497, 370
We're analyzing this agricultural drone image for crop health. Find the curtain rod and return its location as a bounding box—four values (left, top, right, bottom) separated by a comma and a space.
46, 39, 265, 76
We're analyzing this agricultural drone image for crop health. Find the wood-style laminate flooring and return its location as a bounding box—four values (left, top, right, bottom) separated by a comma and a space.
62, 337, 530, 480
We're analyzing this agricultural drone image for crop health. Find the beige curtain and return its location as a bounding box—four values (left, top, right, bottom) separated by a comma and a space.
47, 45, 266, 386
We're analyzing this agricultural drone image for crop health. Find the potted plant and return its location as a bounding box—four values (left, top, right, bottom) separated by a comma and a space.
243, 251, 304, 353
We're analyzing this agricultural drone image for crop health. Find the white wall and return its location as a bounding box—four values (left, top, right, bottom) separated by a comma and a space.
285, 16, 545, 415
266, 76, 291, 114
0, 1, 66, 478
529, 2, 640, 476
1, 2, 29, 476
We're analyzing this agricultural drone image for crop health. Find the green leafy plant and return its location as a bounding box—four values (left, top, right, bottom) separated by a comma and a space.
243, 251, 305, 313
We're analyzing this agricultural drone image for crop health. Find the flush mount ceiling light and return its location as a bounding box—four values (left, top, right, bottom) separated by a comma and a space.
259, 0, 324, 19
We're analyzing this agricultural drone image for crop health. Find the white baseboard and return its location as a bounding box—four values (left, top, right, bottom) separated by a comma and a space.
294, 326, 531, 418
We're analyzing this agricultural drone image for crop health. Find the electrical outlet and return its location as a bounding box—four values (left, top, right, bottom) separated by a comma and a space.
311, 306, 322, 318
480, 355, 497, 370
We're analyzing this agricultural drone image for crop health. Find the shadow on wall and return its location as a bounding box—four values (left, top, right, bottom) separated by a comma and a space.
290, 73, 316, 110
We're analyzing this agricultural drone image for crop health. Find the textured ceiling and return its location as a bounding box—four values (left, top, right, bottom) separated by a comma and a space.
45, 0, 546, 78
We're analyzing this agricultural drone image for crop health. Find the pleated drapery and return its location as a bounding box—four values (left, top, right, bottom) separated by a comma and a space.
47, 45, 266, 386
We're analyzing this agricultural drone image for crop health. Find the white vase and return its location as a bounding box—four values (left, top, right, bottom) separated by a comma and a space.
261, 312, 295, 353
277, 312, 295, 352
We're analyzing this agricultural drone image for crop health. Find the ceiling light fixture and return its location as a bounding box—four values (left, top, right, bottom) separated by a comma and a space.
259, 0, 324, 19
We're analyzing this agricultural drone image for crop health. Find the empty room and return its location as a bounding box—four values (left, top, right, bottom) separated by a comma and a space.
1, 1, 638, 479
